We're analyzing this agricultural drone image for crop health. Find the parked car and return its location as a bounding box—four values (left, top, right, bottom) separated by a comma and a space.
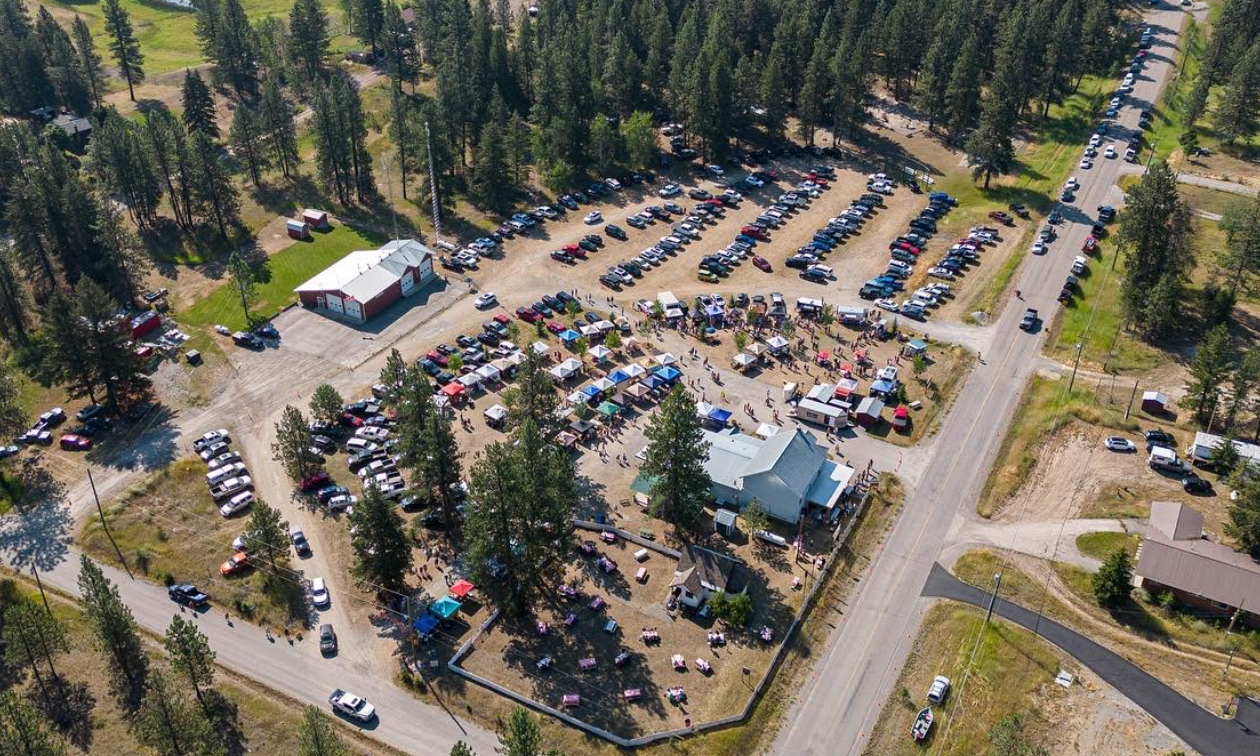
328, 689, 375, 722
1104, 437, 1136, 452
319, 623, 338, 655
1019, 309, 1039, 331
1182, 475, 1212, 495
59, 434, 91, 451
927, 676, 951, 704
168, 584, 210, 608
474, 292, 498, 309
311, 577, 331, 608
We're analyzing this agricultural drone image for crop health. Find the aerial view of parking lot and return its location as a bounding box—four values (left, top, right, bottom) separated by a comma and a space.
3, 0, 1260, 755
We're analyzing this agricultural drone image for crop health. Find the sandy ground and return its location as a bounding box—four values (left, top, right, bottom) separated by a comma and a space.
1043, 673, 1189, 756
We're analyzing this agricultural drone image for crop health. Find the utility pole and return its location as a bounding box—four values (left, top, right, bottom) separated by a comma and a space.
382, 157, 398, 240
985, 572, 1002, 624
424, 120, 442, 240
1223, 600, 1245, 679
1125, 379, 1139, 420
1068, 343, 1084, 392
30, 565, 50, 612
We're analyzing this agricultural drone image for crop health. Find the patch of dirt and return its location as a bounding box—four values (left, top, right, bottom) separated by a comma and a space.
1043, 676, 1189, 756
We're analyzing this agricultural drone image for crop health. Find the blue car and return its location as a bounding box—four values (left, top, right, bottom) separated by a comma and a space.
472, 237, 497, 250
734, 234, 758, 247
927, 192, 958, 206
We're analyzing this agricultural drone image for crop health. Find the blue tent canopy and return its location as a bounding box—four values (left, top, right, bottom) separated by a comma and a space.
703, 304, 724, 318
655, 366, 681, 382
581, 385, 602, 398
608, 369, 631, 384
641, 374, 664, 390
559, 330, 580, 343
414, 614, 440, 636
431, 596, 462, 619
707, 407, 733, 424
870, 379, 894, 395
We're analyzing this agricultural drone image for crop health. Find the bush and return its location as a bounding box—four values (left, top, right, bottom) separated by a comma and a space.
710, 591, 754, 626
161, 572, 176, 587
134, 549, 151, 575
1092, 549, 1133, 608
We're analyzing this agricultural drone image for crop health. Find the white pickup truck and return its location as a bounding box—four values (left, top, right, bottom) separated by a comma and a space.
328, 689, 376, 722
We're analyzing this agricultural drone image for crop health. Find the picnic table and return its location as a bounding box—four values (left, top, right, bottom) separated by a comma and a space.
667, 686, 687, 704
640, 629, 660, 644
557, 584, 578, 599
578, 658, 597, 672
562, 694, 581, 708
624, 688, 642, 702
604, 619, 618, 634
536, 655, 554, 671
563, 613, 577, 627
614, 651, 630, 667
598, 557, 618, 574
599, 530, 617, 544
759, 626, 773, 642
707, 631, 726, 646
578, 540, 596, 556
590, 596, 605, 611
695, 658, 712, 674
671, 654, 687, 671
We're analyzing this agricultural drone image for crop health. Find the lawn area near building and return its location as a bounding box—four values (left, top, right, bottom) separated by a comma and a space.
1075, 530, 1141, 561
78, 456, 307, 629
862, 603, 1064, 756
180, 223, 384, 332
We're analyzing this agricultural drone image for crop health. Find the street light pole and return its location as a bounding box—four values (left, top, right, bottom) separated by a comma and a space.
984, 573, 1002, 624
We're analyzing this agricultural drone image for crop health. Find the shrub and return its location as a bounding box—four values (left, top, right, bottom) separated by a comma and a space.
161, 572, 176, 587
134, 549, 151, 575
710, 591, 754, 626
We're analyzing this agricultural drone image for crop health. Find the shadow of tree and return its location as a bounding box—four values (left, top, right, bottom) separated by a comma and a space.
38, 677, 96, 751
205, 689, 248, 756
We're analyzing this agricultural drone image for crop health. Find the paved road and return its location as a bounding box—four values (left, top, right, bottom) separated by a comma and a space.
921, 564, 1260, 756
0, 536, 501, 756
771, 4, 1191, 755
1177, 172, 1259, 196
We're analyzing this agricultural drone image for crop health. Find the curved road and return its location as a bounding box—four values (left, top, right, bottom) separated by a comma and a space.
922, 565, 1260, 756
772, 3, 1197, 756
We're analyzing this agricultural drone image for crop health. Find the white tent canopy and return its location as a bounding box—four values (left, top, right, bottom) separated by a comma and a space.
579, 324, 599, 336
624, 363, 647, 378
457, 373, 481, 389
589, 344, 612, 359
550, 358, 582, 380
484, 404, 508, 422
765, 335, 789, 353
654, 353, 678, 366
567, 390, 588, 405
732, 352, 755, 368
475, 364, 501, 382
755, 422, 781, 439
746, 343, 765, 356
531, 340, 551, 356
592, 377, 616, 392
594, 320, 616, 332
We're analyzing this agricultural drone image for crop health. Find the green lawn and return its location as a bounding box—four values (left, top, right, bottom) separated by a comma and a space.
1044, 235, 1164, 374
180, 224, 383, 331
1075, 531, 1141, 561
1148, 14, 1205, 162
39, 0, 348, 77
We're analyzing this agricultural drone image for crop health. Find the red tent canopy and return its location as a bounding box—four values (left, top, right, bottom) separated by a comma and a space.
817, 350, 830, 361
441, 382, 465, 397
449, 579, 475, 599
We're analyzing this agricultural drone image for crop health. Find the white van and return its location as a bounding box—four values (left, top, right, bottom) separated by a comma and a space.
1071, 256, 1089, 275
206, 462, 247, 486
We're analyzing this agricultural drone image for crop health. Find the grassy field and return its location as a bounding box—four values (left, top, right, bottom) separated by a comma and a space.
38, 0, 353, 77
78, 457, 309, 630
1044, 232, 1166, 374
1075, 530, 1141, 561
862, 603, 1061, 756
0, 571, 385, 756
179, 223, 384, 331
977, 376, 1141, 518
1147, 14, 1205, 163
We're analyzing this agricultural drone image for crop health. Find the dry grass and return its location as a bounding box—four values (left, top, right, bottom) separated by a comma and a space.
78, 457, 308, 630
862, 604, 1063, 756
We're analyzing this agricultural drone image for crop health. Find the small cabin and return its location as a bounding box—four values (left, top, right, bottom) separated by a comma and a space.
286, 219, 311, 240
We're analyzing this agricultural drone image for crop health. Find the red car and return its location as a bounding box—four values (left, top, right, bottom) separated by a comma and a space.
740, 225, 769, 240
890, 241, 920, 255
563, 243, 586, 259
300, 471, 331, 492
752, 256, 772, 272
493, 313, 511, 326
340, 411, 364, 427
219, 552, 250, 576
806, 173, 829, 186
516, 307, 542, 323
425, 350, 448, 366
59, 434, 91, 451
1082, 236, 1098, 253
546, 321, 565, 334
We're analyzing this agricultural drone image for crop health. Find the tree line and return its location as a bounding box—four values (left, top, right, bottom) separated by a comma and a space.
1184, 0, 1260, 145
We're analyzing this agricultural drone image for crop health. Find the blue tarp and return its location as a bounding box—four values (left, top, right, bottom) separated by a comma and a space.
870, 379, 894, 395
431, 596, 462, 619
641, 374, 665, 390
707, 407, 733, 424
559, 330, 580, 343
609, 369, 631, 384
581, 385, 602, 398
655, 366, 681, 382
414, 614, 440, 635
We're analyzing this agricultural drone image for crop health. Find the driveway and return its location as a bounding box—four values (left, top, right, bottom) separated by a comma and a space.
922, 564, 1260, 756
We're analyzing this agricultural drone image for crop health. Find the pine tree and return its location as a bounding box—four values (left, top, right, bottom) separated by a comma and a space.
1228, 346, 1260, 429
1215, 41, 1260, 144
34, 7, 91, 114
93, 196, 149, 306
1219, 193, 1260, 293
289, 0, 330, 84
78, 556, 149, 706
272, 405, 321, 482
1118, 161, 1195, 339
471, 116, 513, 213
1185, 324, 1237, 424
1091, 549, 1133, 608
229, 105, 269, 187
642, 387, 711, 534
312, 74, 375, 204
380, 1, 417, 87
589, 115, 619, 176
71, 17, 104, 110
421, 385, 464, 520
0, 689, 67, 756
136, 670, 224, 756
1227, 471, 1260, 557
182, 70, 219, 139
143, 111, 193, 229
309, 383, 344, 426
101, 0, 144, 101
449, 742, 476, 756
760, 40, 789, 142
224, 248, 258, 325
299, 706, 351, 756
944, 31, 983, 139
211, 0, 260, 98
0, 250, 29, 347
500, 351, 563, 440
194, 0, 222, 60
620, 111, 655, 170
88, 111, 163, 228
498, 707, 543, 756
241, 498, 291, 576
353, 0, 385, 54
45, 279, 148, 410
3, 601, 69, 699
164, 615, 216, 708
348, 486, 412, 592
259, 80, 300, 179
187, 131, 240, 239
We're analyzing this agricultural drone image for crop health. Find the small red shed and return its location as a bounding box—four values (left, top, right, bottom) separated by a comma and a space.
302, 208, 331, 230
286, 219, 311, 240
128, 310, 161, 340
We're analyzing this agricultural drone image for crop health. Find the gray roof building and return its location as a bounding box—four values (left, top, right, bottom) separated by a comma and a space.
1135, 501, 1260, 618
